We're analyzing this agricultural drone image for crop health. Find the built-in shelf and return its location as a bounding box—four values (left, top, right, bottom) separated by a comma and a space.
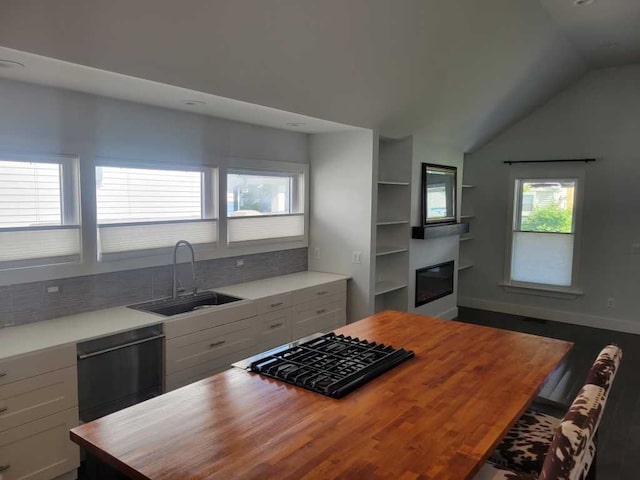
412, 222, 469, 240
458, 263, 474, 271
376, 246, 409, 256
378, 180, 410, 186
462, 184, 475, 188
375, 281, 408, 296
376, 220, 410, 226
459, 235, 474, 242
460, 215, 475, 220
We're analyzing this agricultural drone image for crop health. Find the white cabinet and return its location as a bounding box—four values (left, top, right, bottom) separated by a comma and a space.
164, 303, 258, 392
255, 309, 292, 352
0, 345, 79, 480
254, 279, 347, 353
374, 137, 412, 312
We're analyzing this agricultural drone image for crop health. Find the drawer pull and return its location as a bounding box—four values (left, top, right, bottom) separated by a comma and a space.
316, 309, 328, 315
269, 322, 283, 329
0, 465, 10, 473
0, 372, 6, 378
0, 407, 7, 414
209, 340, 226, 348
270, 302, 284, 308
316, 291, 328, 295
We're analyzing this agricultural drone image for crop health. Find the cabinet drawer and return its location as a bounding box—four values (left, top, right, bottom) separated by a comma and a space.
164, 301, 257, 339
0, 366, 77, 432
291, 280, 346, 305
166, 317, 256, 375
0, 407, 79, 480
254, 293, 291, 315
165, 345, 256, 392
256, 309, 292, 352
291, 300, 346, 340
0, 345, 76, 387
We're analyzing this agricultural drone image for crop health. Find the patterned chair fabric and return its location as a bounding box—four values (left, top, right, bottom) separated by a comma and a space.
489, 409, 560, 474
483, 344, 622, 480
539, 345, 622, 480
473, 462, 538, 480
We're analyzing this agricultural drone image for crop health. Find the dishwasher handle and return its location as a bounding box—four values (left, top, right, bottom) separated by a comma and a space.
78, 334, 165, 360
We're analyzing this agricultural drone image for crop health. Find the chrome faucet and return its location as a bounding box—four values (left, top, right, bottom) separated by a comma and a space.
172, 240, 196, 299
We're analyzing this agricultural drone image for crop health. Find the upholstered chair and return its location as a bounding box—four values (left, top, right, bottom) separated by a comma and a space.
473, 344, 622, 480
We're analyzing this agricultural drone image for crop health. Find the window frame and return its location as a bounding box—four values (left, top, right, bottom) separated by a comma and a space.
224, 159, 308, 247
0, 153, 81, 270
502, 164, 585, 298
94, 158, 219, 261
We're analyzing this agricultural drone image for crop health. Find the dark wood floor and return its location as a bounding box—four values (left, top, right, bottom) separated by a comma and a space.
457, 307, 639, 480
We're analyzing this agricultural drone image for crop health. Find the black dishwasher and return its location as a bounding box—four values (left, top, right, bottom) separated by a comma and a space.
77, 325, 164, 423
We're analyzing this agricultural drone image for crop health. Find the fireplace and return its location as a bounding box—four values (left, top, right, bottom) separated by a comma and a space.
415, 261, 454, 307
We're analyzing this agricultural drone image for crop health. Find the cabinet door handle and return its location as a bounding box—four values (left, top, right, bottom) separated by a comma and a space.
0, 464, 10, 473
0, 372, 6, 378
270, 302, 283, 308
269, 322, 283, 329
316, 291, 328, 295
316, 309, 327, 315
209, 340, 226, 348
0, 407, 7, 414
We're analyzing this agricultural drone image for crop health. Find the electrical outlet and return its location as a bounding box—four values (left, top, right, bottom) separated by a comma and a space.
352, 251, 362, 264
47, 285, 60, 293
607, 297, 615, 308
236, 258, 244, 267
314, 247, 321, 259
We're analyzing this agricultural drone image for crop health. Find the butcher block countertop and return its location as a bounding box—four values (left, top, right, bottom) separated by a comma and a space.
70, 311, 573, 480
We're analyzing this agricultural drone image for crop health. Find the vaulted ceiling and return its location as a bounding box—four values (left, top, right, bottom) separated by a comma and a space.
0, 1, 636, 150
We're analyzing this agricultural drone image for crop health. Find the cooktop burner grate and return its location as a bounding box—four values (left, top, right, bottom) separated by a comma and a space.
249, 332, 414, 398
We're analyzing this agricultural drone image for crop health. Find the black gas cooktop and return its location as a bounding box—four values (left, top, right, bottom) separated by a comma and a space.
240, 332, 414, 398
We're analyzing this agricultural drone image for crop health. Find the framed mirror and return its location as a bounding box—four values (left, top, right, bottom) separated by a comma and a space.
421, 163, 457, 225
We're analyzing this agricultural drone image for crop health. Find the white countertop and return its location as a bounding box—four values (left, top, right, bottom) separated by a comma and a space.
0, 271, 349, 360
214, 271, 348, 299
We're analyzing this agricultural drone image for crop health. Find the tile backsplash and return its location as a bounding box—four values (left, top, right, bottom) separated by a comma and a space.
0, 248, 308, 328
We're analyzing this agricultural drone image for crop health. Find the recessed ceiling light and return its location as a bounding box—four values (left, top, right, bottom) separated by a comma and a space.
182, 100, 206, 106
0, 59, 25, 69
286, 122, 306, 127
573, 0, 594, 5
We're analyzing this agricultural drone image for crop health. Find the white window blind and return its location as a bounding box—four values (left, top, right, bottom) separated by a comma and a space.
511, 232, 574, 286
227, 169, 304, 244
228, 214, 304, 243
0, 158, 80, 269
96, 164, 217, 258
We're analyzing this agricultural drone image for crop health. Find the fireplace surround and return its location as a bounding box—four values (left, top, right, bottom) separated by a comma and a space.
415, 261, 454, 307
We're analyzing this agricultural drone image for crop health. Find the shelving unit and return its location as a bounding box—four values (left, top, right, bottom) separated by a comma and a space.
459, 180, 475, 272
373, 136, 412, 313
376, 246, 409, 256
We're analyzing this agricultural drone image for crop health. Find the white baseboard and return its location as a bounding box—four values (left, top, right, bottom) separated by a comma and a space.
458, 296, 640, 335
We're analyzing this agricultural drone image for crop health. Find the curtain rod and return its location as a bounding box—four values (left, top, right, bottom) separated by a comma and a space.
504, 159, 596, 165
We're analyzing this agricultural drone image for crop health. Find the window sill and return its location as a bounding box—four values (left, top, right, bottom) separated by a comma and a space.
499, 282, 583, 300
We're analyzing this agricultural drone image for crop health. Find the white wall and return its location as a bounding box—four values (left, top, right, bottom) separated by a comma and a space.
0, 78, 309, 284
409, 138, 464, 320
308, 131, 375, 322
460, 65, 640, 334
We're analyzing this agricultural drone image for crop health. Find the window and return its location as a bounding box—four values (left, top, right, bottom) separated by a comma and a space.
0, 155, 80, 269
506, 166, 584, 292
96, 163, 217, 259
227, 168, 304, 243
